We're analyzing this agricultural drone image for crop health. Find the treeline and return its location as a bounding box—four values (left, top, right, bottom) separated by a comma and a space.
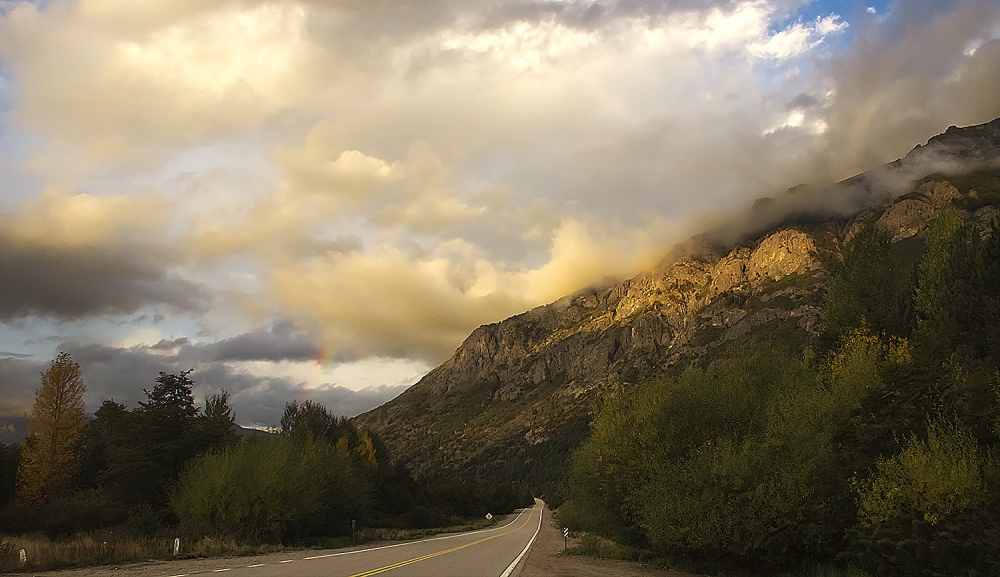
562, 209, 1000, 576
0, 364, 531, 544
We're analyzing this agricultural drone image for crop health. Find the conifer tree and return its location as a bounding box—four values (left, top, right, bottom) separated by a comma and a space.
822, 219, 900, 342
16, 352, 87, 504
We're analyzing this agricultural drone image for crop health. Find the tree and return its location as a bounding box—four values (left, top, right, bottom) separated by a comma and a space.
16, 352, 87, 504
132, 371, 203, 505
0, 443, 19, 508
822, 219, 907, 344
201, 390, 238, 451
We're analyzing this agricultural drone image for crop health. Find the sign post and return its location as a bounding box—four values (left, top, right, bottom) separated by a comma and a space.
352, 520, 357, 545
563, 527, 569, 552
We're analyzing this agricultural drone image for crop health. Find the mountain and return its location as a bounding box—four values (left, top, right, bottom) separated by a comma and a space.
355, 118, 1000, 495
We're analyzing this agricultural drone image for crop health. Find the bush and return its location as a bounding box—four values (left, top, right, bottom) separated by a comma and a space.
566, 335, 913, 567
845, 422, 1000, 577
173, 437, 370, 543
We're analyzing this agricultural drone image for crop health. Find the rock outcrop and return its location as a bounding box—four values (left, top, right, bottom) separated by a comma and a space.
356, 221, 834, 488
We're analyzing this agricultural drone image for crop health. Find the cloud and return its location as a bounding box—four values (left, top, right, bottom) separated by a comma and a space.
749, 14, 847, 59
266, 216, 675, 363
0, 188, 209, 320
203, 321, 319, 363
0, 0, 316, 171
819, 0, 1000, 179
0, 355, 44, 418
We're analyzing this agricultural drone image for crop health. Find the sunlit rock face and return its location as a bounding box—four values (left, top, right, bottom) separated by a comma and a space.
356, 220, 834, 488
355, 119, 1000, 492
873, 181, 960, 241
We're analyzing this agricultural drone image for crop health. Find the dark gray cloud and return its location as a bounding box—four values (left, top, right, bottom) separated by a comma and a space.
204, 321, 319, 363
0, 354, 45, 418
0, 323, 405, 427
787, 93, 820, 110
0, 230, 211, 321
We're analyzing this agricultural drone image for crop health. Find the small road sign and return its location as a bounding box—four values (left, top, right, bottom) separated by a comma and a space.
563, 527, 569, 537
486, 512, 493, 520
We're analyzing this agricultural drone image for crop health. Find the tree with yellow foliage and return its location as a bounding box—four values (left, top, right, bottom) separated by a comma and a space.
17, 352, 87, 504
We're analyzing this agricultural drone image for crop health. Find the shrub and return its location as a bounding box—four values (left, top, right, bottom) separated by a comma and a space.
173, 437, 370, 543
845, 422, 1000, 577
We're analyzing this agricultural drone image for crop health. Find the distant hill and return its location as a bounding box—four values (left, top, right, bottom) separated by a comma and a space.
0, 417, 27, 444
233, 424, 276, 438
0, 417, 274, 444
355, 117, 1000, 496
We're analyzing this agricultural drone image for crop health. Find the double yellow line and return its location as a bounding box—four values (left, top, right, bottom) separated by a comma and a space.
347, 507, 535, 577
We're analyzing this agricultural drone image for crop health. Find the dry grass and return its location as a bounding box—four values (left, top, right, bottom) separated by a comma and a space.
354, 518, 495, 543
0, 518, 499, 573
0, 532, 284, 573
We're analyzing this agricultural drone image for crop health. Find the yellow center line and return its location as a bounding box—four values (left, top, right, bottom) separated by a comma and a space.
345, 507, 536, 577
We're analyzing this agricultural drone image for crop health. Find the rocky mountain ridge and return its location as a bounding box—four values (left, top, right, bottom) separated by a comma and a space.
356, 118, 1000, 494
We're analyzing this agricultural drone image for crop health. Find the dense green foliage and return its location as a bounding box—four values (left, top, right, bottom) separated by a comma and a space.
822, 220, 913, 342
173, 436, 368, 542
1, 371, 239, 536
2, 371, 531, 544
564, 208, 1000, 575
173, 400, 531, 542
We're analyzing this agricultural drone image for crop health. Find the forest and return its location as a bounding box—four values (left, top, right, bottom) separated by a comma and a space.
560, 208, 1000, 576
0, 362, 531, 571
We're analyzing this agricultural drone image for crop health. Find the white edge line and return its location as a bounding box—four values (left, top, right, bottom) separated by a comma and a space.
499, 502, 543, 577
302, 508, 531, 560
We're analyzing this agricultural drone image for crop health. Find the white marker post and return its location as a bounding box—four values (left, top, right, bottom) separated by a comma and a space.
563, 527, 569, 552
18, 549, 26, 565
173, 538, 180, 556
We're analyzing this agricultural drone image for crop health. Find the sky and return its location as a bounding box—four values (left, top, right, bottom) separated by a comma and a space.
1, 0, 999, 431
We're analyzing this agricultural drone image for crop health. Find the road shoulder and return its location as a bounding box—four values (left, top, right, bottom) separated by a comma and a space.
516, 505, 702, 577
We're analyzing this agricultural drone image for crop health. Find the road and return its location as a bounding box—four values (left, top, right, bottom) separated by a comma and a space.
162, 500, 543, 577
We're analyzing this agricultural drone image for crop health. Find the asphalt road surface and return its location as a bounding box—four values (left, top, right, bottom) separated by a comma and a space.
160, 501, 543, 577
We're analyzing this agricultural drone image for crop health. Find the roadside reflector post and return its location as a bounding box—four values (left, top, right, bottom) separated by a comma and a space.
563, 527, 569, 552
173, 538, 180, 556
352, 520, 356, 545
18, 549, 26, 565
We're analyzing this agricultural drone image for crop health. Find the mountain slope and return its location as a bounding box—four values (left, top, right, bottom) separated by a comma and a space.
355, 118, 1000, 494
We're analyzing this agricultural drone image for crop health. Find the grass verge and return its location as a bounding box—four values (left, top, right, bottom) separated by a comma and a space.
0, 517, 500, 573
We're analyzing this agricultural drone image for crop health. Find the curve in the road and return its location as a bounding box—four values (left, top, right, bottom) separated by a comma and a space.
166, 501, 544, 577
348, 512, 531, 577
